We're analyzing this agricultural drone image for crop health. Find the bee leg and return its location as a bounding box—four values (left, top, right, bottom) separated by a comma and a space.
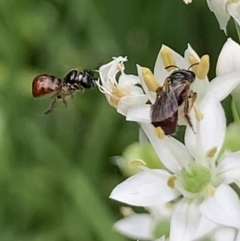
155, 78, 170, 95
44, 97, 57, 115
62, 97, 68, 108
188, 91, 197, 110
183, 97, 196, 134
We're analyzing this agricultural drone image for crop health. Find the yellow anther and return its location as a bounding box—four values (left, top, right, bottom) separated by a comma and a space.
194, 104, 204, 121
142, 68, 160, 92
160, 46, 177, 72
167, 175, 177, 189
128, 159, 146, 169
204, 185, 216, 197
196, 55, 210, 80
188, 55, 199, 74
165, 202, 174, 211
120, 206, 133, 217
154, 127, 165, 139
206, 147, 217, 158
109, 86, 128, 106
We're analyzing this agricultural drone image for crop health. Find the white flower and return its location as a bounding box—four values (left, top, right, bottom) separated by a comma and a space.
110, 94, 240, 241
114, 204, 172, 240
183, 0, 192, 4
126, 44, 240, 125
216, 38, 240, 75
206, 0, 240, 34
216, 38, 240, 97
96, 56, 148, 116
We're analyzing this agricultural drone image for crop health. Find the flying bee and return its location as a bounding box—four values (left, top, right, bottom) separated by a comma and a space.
151, 64, 198, 135
32, 69, 96, 114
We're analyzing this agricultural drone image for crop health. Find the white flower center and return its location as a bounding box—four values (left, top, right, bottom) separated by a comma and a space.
97, 81, 130, 107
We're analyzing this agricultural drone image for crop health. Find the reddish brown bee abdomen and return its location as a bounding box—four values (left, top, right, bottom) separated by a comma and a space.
32, 75, 62, 97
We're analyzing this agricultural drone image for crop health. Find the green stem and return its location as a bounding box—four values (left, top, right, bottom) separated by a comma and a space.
234, 20, 240, 42
231, 99, 240, 124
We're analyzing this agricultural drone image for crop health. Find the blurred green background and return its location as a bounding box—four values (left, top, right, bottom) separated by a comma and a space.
0, 0, 237, 240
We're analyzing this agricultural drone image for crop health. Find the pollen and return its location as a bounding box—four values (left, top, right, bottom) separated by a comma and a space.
194, 104, 204, 121
142, 68, 160, 92
160, 46, 177, 71
206, 147, 217, 158
154, 127, 165, 139
188, 55, 199, 74
109, 86, 128, 106
196, 55, 210, 80
167, 175, 177, 189
204, 185, 216, 197
128, 159, 146, 169
120, 206, 133, 217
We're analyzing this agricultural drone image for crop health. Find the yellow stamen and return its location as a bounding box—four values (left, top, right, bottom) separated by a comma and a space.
165, 202, 174, 211
188, 55, 199, 74
154, 127, 165, 139
204, 185, 216, 197
109, 86, 128, 106
142, 68, 160, 92
160, 46, 177, 71
128, 159, 146, 169
196, 55, 210, 80
194, 104, 204, 121
120, 206, 133, 217
206, 147, 217, 158
167, 175, 177, 189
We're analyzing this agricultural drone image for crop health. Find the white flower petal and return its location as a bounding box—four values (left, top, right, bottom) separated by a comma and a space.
214, 227, 236, 241
169, 197, 201, 241
207, 72, 240, 101
191, 77, 209, 104
147, 203, 173, 219
193, 215, 218, 240
184, 44, 200, 63
129, 85, 146, 95
117, 95, 148, 116
215, 151, 240, 185
110, 170, 179, 206
99, 56, 127, 82
137, 65, 156, 103
153, 47, 170, 85
236, 230, 240, 241
139, 127, 149, 144
199, 184, 240, 229
185, 94, 226, 161
154, 45, 188, 85
227, 2, 240, 28
206, 0, 230, 33
141, 123, 181, 173
126, 105, 151, 123
183, 0, 192, 4
113, 214, 154, 240
163, 137, 193, 165
118, 73, 140, 86
216, 38, 240, 75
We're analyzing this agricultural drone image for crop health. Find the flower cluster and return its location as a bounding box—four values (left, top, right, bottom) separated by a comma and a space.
97, 38, 240, 241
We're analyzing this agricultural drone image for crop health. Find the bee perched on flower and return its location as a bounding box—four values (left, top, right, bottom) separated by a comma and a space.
96, 56, 148, 116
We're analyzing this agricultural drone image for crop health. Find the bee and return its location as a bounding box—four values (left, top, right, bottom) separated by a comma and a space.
32, 70, 96, 114
151, 64, 198, 135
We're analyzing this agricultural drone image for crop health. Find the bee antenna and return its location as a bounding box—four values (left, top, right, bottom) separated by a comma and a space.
165, 65, 180, 70
188, 63, 199, 70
